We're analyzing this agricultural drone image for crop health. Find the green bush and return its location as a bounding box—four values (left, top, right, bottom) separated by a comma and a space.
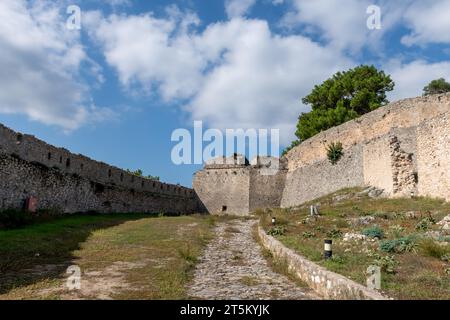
389, 225, 405, 238
326, 142, 344, 165
380, 236, 417, 253
418, 238, 450, 259
362, 226, 384, 239
314, 226, 324, 232
372, 254, 398, 274
268, 226, 287, 237
326, 228, 343, 239
415, 217, 436, 231
302, 231, 316, 239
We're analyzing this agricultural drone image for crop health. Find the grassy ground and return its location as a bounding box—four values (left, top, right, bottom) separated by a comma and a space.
259, 188, 450, 300
0, 213, 214, 300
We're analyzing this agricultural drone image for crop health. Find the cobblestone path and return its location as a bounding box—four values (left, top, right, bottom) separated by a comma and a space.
187, 219, 319, 300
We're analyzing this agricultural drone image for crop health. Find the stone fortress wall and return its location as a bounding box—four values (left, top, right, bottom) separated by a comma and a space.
3, 93, 450, 216
0, 123, 199, 214
193, 155, 288, 215
194, 94, 450, 214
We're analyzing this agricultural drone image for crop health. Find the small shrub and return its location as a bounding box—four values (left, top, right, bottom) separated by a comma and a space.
362, 226, 385, 239
178, 244, 197, 265
371, 253, 398, 274
268, 226, 287, 237
326, 228, 343, 239
380, 236, 417, 253
415, 217, 436, 231
418, 238, 449, 259
389, 225, 405, 238
302, 231, 316, 239
324, 254, 345, 265
330, 254, 345, 264
326, 142, 344, 165
314, 226, 324, 232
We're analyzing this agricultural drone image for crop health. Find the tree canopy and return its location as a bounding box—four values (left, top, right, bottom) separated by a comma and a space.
283, 65, 394, 155
423, 78, 450, 96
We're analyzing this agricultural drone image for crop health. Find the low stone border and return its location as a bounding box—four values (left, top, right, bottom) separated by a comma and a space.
257, 225, 389, 300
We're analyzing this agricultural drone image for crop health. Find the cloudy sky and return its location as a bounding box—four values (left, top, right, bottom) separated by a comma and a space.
1, 0, 450, 186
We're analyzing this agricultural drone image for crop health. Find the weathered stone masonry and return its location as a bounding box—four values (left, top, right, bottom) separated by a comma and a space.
194, 94, 450, 214
193, 155, 287, 216
0, 123, 199, 214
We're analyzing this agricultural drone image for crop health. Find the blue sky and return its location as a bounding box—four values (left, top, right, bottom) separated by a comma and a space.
1, 0, 450, 187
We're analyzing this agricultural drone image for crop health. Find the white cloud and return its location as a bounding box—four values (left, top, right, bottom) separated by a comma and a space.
87, 10, 351, 144
282, 0, 374, 52
281, 0, 416, 54
401, 0, 450, 46
187, 19, 351, 143
385, 60, 450, 101
85, 8, 204, 101
82, 2, 450, 145
282, 0, 450, 51
0, 0, 112, 131
225, 0, 257, 18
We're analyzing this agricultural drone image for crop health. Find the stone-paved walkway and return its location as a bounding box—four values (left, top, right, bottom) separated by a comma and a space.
187, 219, 319, 300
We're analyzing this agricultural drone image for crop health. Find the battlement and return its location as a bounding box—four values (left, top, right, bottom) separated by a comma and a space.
284, 93, 450, 171
0, 123, 193, 198
0, 123, 198, 214
194, 94, 450, 214
204, 154, 250, 169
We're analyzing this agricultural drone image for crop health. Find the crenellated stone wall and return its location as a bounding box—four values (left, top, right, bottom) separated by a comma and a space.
194, 93, 450, 214
0, 123, 199, 214
193, 164, 251, 216
284, 94, 450, 171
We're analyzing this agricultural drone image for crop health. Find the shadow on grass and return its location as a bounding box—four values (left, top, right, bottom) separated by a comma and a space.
0, 213, 156, 295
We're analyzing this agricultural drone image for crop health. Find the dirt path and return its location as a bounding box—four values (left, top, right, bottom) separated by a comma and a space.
187, 219, 319, 300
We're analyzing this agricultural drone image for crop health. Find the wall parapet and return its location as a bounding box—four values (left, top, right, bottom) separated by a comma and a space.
285, 93, 450, 172
0, 123, 194, 199
193, 94, 450, 214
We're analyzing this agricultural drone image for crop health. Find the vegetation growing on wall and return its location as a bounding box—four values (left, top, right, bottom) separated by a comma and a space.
126, 168, 160, 181
326, 142, 344, 165
284, 65, 394, 155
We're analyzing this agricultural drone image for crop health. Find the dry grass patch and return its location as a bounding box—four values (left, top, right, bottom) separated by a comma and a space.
0, 213, 214, 300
